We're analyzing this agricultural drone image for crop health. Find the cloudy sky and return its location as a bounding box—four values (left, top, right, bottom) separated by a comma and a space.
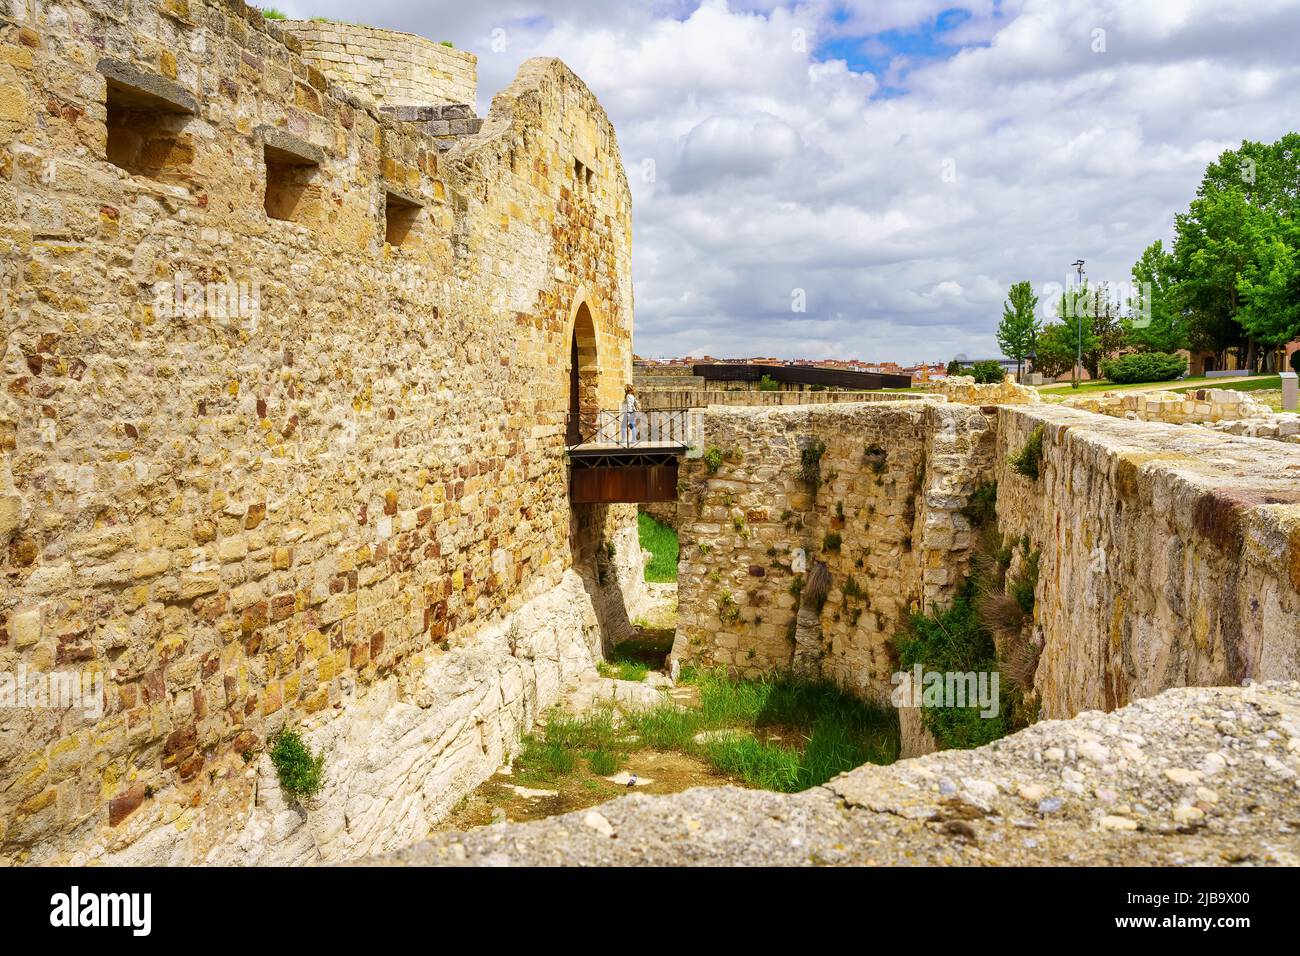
272, 0, 1300, 363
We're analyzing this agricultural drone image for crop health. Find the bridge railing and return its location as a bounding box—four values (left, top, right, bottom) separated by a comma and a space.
567, 408, 700, 449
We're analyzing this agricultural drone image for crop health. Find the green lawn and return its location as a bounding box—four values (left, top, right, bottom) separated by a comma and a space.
637, 512, 678, 582
1037, 373, 1276, 396
1169, 375, 1280, 394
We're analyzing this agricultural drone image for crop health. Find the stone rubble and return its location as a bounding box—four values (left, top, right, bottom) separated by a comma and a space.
371, 682, 1300, 866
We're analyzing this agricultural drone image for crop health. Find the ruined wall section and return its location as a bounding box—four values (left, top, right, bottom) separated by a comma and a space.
676, 399, 1300, 725
996, 405, 1300, 720
672, 402, 995, 702
0, 0, 637, 863
277, 20, 477, 109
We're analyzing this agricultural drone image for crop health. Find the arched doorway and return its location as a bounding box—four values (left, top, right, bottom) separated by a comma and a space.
567, 301, 599, 445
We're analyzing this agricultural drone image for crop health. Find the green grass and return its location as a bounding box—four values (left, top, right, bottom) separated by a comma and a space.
511, 669, 899, 793
1037, 373, 1275, 395
1169, 374, 1280, 394
895, 598, 1011, 750
603, 634, 673, 683
597, 658, 650, 682
637, 512, 678, 582
261, 7, 287, 19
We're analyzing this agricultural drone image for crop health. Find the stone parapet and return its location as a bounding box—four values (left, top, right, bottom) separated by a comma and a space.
278, 19, 477, 109
997, 404, 1300, 719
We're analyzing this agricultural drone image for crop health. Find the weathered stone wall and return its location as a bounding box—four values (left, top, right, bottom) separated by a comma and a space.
1207, 413, 1300, 443
918, 375, 1041, 406
638, 501, 677, 529
996, 404, 1300, 720
675, 398, 1300, 730
1060, 386, 1273, 424
278, 20, 477, 109
672, 402, 996, 702
0, 1, 640, 863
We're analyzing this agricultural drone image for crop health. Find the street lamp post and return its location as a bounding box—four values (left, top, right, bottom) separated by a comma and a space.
1071, 259, 1085, 389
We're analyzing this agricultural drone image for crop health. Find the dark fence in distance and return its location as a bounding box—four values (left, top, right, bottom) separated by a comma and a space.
691, 364, 912, 390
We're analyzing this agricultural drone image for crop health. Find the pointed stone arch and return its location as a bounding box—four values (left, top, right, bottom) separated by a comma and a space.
566, 288, 601, 444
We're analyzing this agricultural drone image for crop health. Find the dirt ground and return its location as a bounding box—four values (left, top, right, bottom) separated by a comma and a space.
434, 749, 740, 830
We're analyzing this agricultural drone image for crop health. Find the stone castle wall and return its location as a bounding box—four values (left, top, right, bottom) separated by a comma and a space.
278, 20, 477, 109
0, 1, 640, 863
671, 401, 997, 702
996, 404, 1300, 719
675, 400, 1300, 721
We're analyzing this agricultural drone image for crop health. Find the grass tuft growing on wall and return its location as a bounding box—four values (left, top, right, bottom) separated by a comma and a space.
799, 437, 827, 491
895, 598, 1012, 750
270, 730, 326, 798
1009, 425, 1045, 480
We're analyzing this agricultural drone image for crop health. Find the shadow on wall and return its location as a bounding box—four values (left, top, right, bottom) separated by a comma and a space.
571, 502, 641, 658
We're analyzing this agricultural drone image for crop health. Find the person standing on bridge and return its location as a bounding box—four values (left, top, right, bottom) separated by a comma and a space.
621, 383, 639, 446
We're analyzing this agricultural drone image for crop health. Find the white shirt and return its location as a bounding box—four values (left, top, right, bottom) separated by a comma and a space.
623, 393, 638, 415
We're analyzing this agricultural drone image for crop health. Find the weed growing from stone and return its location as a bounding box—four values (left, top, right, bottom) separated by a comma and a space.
1010, 425, 1045, 480
961, 481, 998, 528
799, 437, 827, 492
718, 590, 741, 625
270, 729, 326, 799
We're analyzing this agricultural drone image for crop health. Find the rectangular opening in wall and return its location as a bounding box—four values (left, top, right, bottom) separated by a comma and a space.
260, 129, 324, 224
384, 189, 422, 247
98, 60, 197, 178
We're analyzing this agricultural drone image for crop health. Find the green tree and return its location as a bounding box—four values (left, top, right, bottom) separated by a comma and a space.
1085, 282, 1125, 377
1054, 282, 1103, 384
1124, 240, 1188, 353
1237, 222, 1300, 356
946, 359, 965, 377
1173, 133, 1300, 371
1030, 323, 1076, 379
995, 280, 1040, 380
